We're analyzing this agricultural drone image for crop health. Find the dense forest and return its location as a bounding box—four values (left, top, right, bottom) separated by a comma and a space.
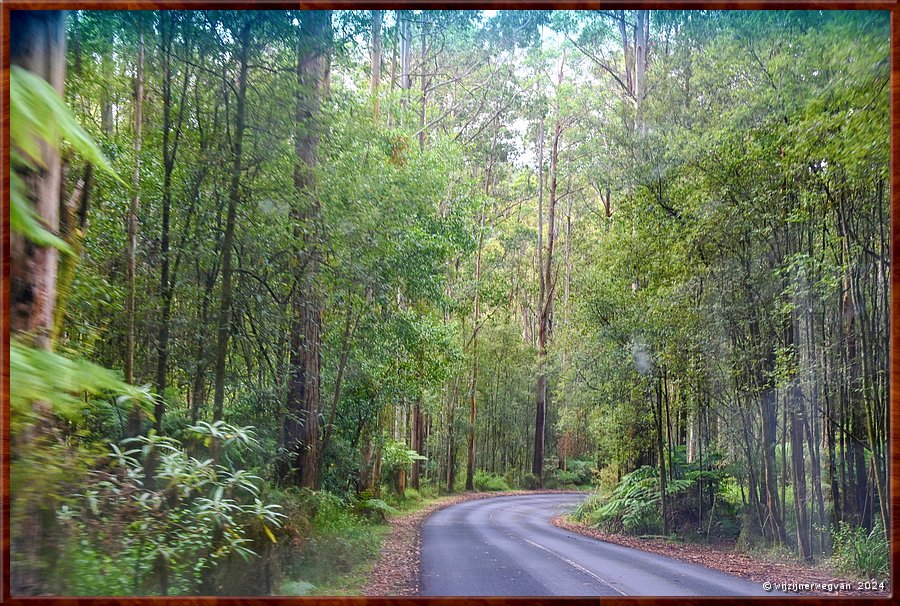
10, 9, 889, 596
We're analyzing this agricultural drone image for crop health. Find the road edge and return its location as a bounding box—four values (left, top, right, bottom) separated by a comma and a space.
551, 516, 889, 597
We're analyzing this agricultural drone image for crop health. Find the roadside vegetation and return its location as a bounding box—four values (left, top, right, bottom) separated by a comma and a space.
572, 457, 889, 579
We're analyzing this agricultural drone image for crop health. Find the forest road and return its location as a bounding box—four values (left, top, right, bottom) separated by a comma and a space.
420, 493, 780, 597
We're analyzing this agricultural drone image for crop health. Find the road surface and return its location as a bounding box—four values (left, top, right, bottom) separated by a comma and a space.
420, 493, 778, 596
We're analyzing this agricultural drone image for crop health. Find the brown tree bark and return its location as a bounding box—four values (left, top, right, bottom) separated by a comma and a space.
10, 11, 65, 347
533, 54, 565, 484
410, 398, 425, 490
279, 10, 332, 488
9, 11, 66, 595
760, 386, 786, 543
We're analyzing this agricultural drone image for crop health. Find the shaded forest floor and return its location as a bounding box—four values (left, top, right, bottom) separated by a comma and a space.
553, 517, 890, 597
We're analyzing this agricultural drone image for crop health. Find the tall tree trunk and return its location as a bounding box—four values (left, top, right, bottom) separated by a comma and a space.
100, 30, 113, 137
279, 10, 332, 488
124, 33, 145, 436
633, 10, 649, 135
656, 376, 669, 535
370, 10, 382, 119
465, 115, 497, 491
212, 18, 252, 425
533, 55, 564, 484
124, 33, 143, 386
532, 116, 546, 484
387, 12, 398, 128
790, 401, 812, 561
10, 11, 65, 347
411, 398, 422, 490
788, 269, 811, 559
318, 304, 356, 477
618, 11, 632, 96
446, 375, 459, 491
155, 16, 174, 432
418, 16, 427, 150
399, 10, 411, 116
154, 14, 190, 433
465, 204, 485, 491
838, 201, 870, 529
760, 387, 786, 543
9, 11, 66, 594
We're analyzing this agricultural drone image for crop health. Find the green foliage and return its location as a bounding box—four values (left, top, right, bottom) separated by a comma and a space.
312, 491, 362, 531
55, 425, 285, 595
546, 460, 596, 488
831, 522, 889, 578
355, 497, 399, 520
382, 439, 427, 472
576, 445, 739, 539
551, 470, 579, 487
574, 466, 664, 534
10, 65, 121, 251
573, 465, 705, 535
275, 490, 385, 595
10, 337, 154, 434
567, 460, 597, 485
54, 538, 136, 596
473, 471, 511, 492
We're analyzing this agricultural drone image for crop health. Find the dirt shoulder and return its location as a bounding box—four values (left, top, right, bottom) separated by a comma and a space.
551, 517, 890, 598
361, 490, 584, 596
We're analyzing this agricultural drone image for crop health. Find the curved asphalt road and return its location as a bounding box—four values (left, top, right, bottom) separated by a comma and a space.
420, 493, 779, 597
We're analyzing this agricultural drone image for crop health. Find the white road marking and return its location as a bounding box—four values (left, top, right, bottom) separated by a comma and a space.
519, 536, 628, 597
487, 506, 628, 597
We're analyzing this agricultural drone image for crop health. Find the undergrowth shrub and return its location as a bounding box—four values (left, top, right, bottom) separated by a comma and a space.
474, 470, 511, 491
574, 466, 691, 535
55, 423, 285, 595
522, 473, 541, 490
550, 469, 579, 488
564, 459, 597, 485
575, 452, 742, 542
274, 488, 386, 594
597, 464, 621, 492
355, 490, 399, 520
831, 521, 889, 578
